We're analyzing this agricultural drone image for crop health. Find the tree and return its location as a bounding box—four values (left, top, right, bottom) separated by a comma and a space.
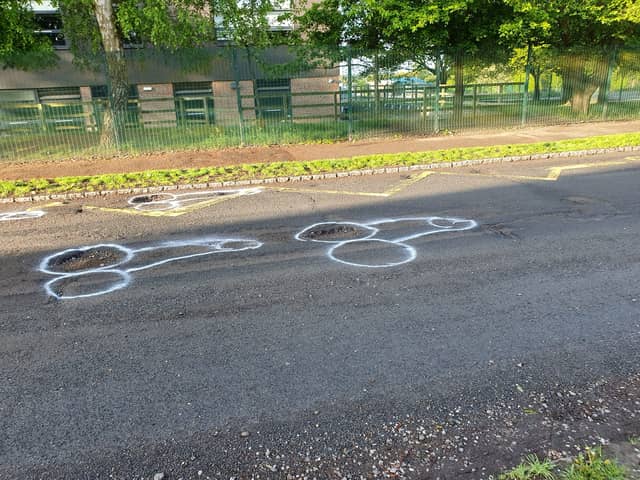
3, 0, 280, 146
55, 0, 216, 147
294, 0, 515, 123
292, 0, 392, 112
1, 0, 57, 69
509, 45, 555, 101
374, 0, 515, 122
502, 0, 640, 114
214, 0, 285, 85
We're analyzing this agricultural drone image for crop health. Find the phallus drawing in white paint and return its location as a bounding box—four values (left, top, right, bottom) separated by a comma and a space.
295, 216, 477, 268
39, 237, 263, 299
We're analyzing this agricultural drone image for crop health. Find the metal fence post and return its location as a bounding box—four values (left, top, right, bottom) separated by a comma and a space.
347, 47, 353, 141
521, 43, 532, 126
434, 53, 441, 133
232, 48, 245, 146
472, 84, 478, 124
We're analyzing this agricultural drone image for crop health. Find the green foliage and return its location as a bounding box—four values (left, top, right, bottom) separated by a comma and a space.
214, 0, 274, 49
502, 0, 640, 48
291, 0, 389, 66
497, 447, 627, 480
561, 447, 625, 480
2, 132, 640, 198
54, 0, 104, 70
0, 0, 57, 69
56, 0, 219, 69
378, 0, 514, 58
116, 0, 214, 50
499, 454, 556, 480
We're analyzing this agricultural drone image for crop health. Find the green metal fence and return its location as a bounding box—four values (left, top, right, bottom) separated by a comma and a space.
1, 46, 639, 162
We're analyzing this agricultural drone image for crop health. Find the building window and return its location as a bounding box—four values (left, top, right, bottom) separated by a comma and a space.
90, 84, 139, 100
0, 89, 39, 133
35, 87, 84, 130
254, 78, 291, 120
173, 82, 215, 125
34, 12, 68, 49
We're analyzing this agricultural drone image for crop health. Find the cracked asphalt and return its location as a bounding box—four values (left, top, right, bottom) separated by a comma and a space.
1, 151, 639, 479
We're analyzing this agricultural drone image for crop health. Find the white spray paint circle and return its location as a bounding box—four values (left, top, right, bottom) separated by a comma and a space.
44, 269, 132, 299
327, 238, 417, 268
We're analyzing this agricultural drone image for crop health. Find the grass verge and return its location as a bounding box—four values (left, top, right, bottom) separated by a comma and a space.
1, 132, 639, 199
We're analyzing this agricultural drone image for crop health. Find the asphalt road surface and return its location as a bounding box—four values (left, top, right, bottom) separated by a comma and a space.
1, 151, 640, 479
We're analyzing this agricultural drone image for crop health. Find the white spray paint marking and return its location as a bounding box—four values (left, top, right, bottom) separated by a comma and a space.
296, 216, 477, 268
0, 210, 46, 221
128, 188, 262, 212
39, 237, 263, 299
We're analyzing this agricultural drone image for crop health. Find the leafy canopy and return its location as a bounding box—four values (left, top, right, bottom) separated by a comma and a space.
0, 0, 56, 69
501, 0, 640, 47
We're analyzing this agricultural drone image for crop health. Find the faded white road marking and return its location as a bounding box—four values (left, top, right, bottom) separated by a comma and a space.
0, 210, 46, 221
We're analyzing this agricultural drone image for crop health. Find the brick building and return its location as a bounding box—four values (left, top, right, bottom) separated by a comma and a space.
0, 1, 340, 132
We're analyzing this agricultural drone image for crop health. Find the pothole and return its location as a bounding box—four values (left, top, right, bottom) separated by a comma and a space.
129, 193, 173, 204
564, 196, 598, 205
46, 246, 130, 273
486, 224, 519, 240
298, 223, 375, 242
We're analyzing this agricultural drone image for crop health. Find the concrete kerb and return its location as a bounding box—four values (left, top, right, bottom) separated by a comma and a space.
2, 145, 640, 204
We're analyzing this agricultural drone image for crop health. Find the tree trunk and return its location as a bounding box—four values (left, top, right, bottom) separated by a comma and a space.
570, 84, 598, 114
596, 78, 608, 105
531, 70, 541, 102
597, 52, 616, 105
437, 54, 449, 84
561, 60, 599, 115
94, 0, 127, 148
561, 81, 573, 104
423, 55, 448, 84
453, 51, 464, 126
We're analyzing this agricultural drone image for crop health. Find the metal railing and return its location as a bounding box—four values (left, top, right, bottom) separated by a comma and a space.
1, 47, 640, 162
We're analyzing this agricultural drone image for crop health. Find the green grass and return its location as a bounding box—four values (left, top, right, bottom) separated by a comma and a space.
497, 448, 626, 480
562, 447, 626, 480
500, 454, 556, 480
0, 121, 351, 163
1, 131, 639, 198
